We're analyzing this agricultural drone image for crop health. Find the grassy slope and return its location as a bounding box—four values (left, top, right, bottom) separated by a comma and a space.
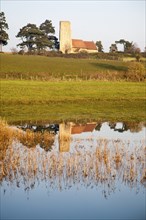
0, 54, 128, 80
1, 80, 145, 123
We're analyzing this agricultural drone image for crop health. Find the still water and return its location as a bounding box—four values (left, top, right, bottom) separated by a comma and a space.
1, 122, 146, 220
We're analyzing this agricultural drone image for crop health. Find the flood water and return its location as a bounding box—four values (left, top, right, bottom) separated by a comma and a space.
1, 121, 146, 220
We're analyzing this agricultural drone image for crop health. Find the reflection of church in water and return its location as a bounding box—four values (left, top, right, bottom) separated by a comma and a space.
17, 121, 145, 152
59, 123, 97, 152
58, 121, 145, 152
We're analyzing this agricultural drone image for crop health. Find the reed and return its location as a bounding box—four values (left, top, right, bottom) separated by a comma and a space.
0, 118, 14, 151
14, 128, 55, 151
0, 137, 145, 196
0, 119, 145, 197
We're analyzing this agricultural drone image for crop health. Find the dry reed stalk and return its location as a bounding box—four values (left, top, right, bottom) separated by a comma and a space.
114, 144, 122, 165
103, 145, 109, 166
141, 168, 146, 184
0, 127, 145, 194
0, 118, 14, 151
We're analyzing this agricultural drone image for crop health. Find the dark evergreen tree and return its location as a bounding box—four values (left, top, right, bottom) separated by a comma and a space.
16, 23, 43, 51
40, 20, 59, 50
39, 20, 55, 36
96, 41, 104, 52
115, 39, 134, 53
16, 20, 59, 52
0, 12, 9, 52
48, 35, 60, 50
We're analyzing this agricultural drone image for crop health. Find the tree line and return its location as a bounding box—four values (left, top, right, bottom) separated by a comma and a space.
0, 12, 59, 53
0, 11, 145, 55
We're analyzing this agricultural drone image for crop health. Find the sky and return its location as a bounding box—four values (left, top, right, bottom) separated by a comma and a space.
1, 0, 146, 52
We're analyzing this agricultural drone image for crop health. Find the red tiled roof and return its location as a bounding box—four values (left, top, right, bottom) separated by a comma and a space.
71, 123, 96, 134
72, 39, 86, 49
83, 124, 97, 132
71, 125, 86, 134
84, 41, 97, 50
72, 39, 97, 50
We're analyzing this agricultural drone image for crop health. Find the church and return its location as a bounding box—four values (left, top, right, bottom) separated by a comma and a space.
59, 21, 98, 54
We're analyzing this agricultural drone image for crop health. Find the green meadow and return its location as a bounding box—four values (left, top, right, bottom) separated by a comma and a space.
0, 54, 145, 123
0, 54, 129, 80
1, 80, 145, 123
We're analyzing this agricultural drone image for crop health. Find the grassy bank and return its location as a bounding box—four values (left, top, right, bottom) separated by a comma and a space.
1, 80, 145, 123
0, 53, 130, 80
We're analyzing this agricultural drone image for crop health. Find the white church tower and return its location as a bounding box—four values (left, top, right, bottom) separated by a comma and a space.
59, 21, 72, 53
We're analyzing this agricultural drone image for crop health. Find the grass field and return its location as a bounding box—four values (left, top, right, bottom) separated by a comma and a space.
1, 80, 145, 123
0, 54, 130, 80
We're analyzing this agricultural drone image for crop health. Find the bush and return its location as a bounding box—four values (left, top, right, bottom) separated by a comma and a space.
135, 54, 142, 62
10, 47, 18, 55
127, 62, 145, 81
18, 49, 25, 55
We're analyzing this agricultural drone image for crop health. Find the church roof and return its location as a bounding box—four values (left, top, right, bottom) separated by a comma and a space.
71, 123, 96, 134
71, 125, 85, 134
72, 39, 97, 50
72, 39, 86, 48
84, 41, 97, 50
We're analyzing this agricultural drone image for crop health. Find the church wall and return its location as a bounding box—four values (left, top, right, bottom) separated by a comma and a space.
71, 48, 98, 53
59, 21, 72, 54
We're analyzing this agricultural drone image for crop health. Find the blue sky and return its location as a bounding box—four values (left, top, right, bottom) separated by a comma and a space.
1, 0, 146, 52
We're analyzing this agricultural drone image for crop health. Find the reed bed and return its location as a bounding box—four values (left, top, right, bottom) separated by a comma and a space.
0, 118, 55, 181
0, 118, 55, 150
0, 137, 145, 197
0, 119, 145, 197
0, 119, 14, 161
0, 119, 14, 149
17, 129, 55, 151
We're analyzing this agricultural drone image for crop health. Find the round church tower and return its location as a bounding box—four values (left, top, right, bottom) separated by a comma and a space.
59, 21, 72, 53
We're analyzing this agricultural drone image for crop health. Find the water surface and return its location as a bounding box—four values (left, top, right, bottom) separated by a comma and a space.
1, 121, 146, 219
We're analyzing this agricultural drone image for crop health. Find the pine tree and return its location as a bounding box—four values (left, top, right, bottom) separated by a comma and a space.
16, 20, 59, 52
16, 23, 44, 52
0, 12, 9, 52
